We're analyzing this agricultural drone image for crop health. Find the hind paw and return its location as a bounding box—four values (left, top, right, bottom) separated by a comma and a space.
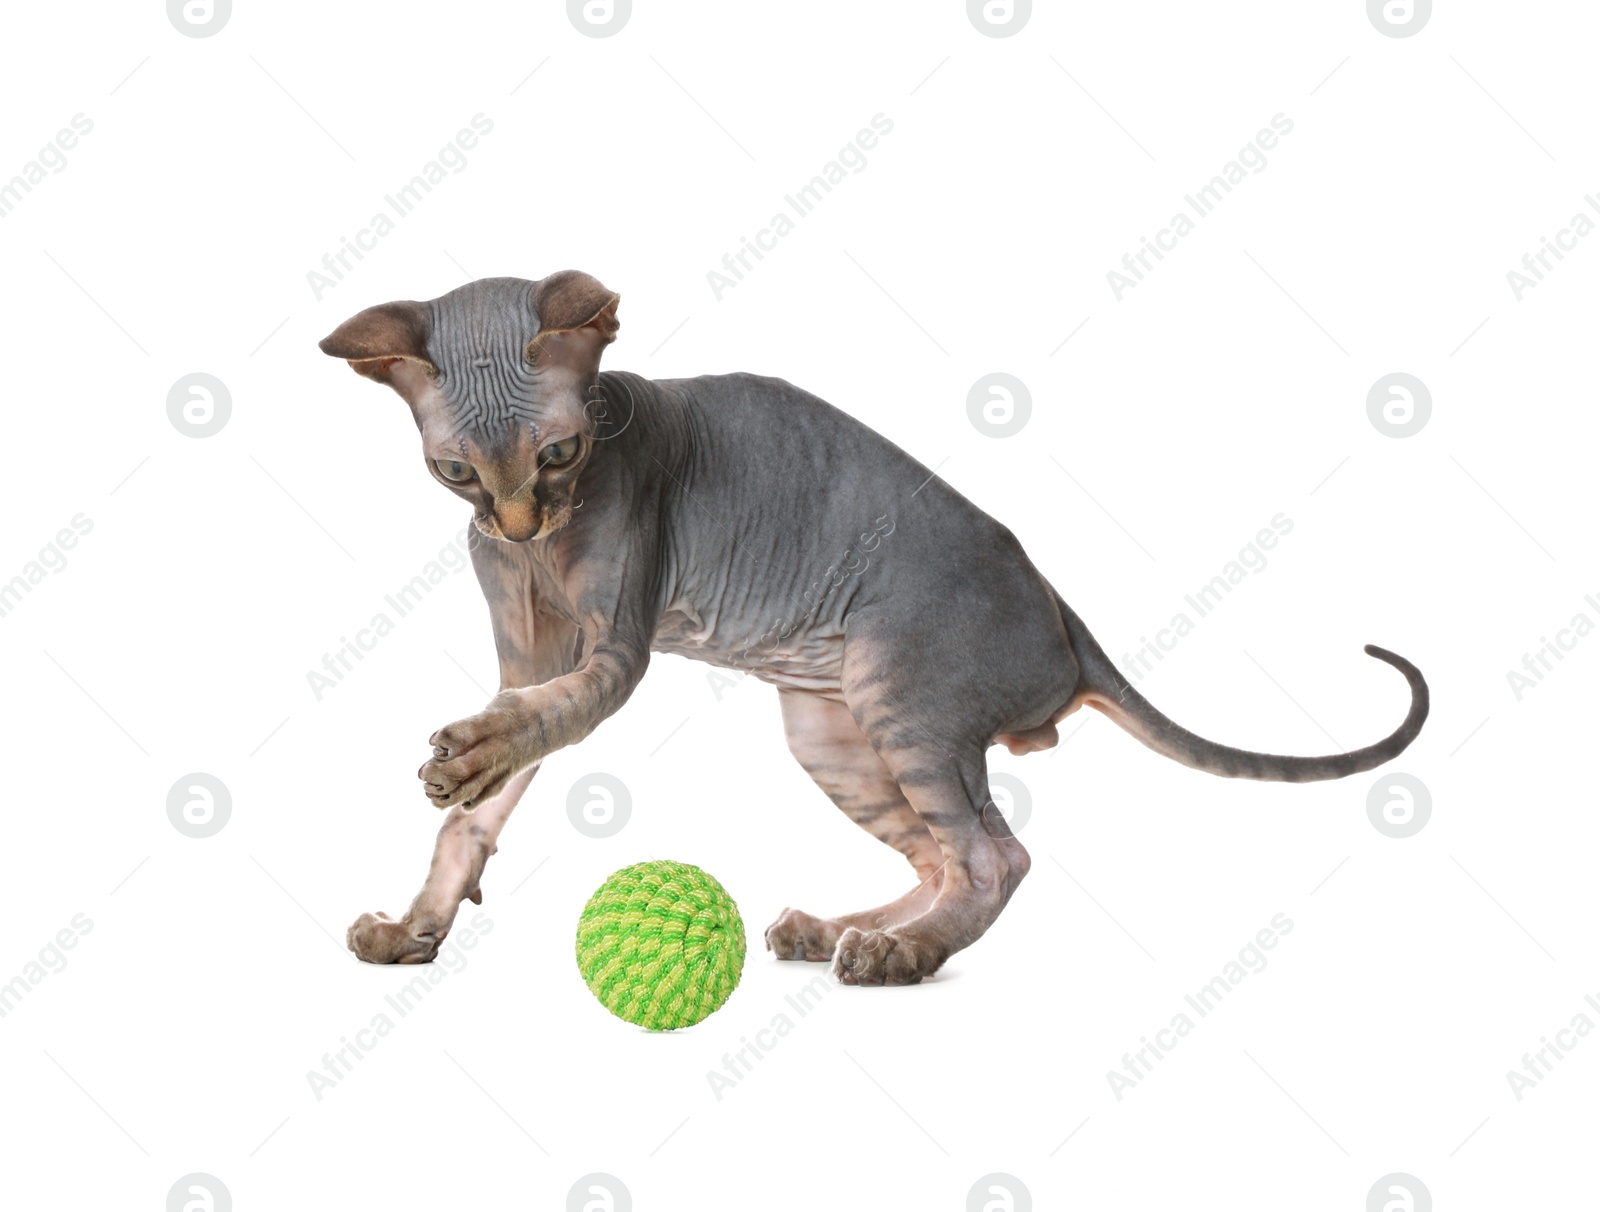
831, 926, 940, 986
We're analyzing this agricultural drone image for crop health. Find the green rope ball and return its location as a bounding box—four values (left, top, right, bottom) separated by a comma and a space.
575, 860, 746, 1031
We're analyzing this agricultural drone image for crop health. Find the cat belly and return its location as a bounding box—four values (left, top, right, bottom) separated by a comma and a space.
651, 606, 845, 693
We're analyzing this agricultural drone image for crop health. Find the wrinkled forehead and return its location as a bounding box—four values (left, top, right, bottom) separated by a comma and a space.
423, 278, 582, 444
430, 277, 538, 365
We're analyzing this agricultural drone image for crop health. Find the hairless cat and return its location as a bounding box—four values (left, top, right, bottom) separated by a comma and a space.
320, 270, 1428, 986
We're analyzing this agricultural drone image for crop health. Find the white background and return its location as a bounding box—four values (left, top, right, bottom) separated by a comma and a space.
0, 1, 1593, 1208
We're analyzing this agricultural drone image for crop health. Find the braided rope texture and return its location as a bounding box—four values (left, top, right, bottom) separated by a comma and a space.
575, 860, 746, 1031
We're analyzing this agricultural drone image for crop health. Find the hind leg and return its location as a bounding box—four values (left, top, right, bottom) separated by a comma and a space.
821, 577, 1073, 983
763, 690, 947, 961
828, 626, 1040, 986
831, 741, 1030, 986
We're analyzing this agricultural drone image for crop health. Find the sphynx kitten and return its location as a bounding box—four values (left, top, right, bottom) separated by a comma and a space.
321, 270, 1427, 985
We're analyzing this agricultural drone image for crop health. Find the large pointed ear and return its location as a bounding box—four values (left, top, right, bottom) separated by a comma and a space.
318, 300, 434, 383
527, 271, 620, 369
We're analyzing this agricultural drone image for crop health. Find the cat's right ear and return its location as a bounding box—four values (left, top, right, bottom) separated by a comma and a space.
318, 301, 434, 384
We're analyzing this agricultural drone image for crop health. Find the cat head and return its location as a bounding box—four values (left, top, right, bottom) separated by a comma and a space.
320, 270, 620, 542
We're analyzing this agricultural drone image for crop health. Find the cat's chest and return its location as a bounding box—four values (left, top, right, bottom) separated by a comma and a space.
522, 523, 849, 692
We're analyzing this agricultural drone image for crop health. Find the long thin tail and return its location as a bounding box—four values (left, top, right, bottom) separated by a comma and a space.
1056, 596, 1428, 783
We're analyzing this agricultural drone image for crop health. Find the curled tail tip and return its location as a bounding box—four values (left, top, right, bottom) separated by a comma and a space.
1363, 641, 1430, 732
1362, 643, 1426, 681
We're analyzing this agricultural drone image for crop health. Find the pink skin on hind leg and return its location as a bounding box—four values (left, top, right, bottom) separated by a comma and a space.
763, 691, 948, 964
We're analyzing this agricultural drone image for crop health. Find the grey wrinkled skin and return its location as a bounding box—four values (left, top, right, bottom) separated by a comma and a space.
323, 272, 1429, 982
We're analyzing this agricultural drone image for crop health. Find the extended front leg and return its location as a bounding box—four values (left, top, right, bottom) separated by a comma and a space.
348, 766, 536, 963
419, 636, 648, 809
349, 533, 585, 963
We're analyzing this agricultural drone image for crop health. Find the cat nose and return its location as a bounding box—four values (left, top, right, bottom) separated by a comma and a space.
493, 499, 539, 542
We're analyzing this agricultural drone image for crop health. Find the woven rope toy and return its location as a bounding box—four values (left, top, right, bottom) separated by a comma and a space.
575, 859, 746, 1031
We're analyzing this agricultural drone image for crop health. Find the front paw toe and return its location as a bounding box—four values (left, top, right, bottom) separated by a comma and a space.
419, 724, 518, 809
419, 758, 462, 804
764, 907, 837, 961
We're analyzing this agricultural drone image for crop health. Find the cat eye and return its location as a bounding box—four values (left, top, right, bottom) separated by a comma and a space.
435, 458, 475, 482
539, 437, 580, 467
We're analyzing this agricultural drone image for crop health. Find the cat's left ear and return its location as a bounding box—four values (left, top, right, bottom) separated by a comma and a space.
318, 300, 434, 384
526, 270, 620, 375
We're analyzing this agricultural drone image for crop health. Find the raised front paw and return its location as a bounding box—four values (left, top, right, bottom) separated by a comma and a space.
418, 698, 529, 809
346, 911, 444, 964
831, 926, 940, 986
